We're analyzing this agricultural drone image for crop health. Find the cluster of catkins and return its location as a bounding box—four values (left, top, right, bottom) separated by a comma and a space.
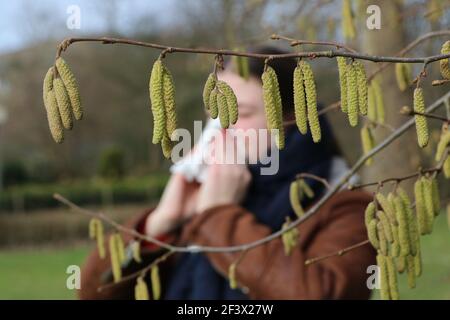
202, 73, 239, 129
88, 217, 161, 300
149, 59, 179, 159
365, 175, 440, 300
43, 57, 83, 143
134, 265, 161, 300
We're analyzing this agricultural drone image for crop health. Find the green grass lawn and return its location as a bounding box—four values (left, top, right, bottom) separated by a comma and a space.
0, 213, 449, 300
0, 244, 90, 299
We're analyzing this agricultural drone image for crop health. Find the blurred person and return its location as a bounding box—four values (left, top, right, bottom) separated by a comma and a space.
78, 47, 376, 300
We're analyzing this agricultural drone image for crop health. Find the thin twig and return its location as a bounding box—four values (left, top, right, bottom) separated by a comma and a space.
400, 106, 450, 123
304, 240, 370, 265
270, 34, 358, 53
56, 36, 450, 64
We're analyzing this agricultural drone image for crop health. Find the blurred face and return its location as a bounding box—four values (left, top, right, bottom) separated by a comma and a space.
216, 69, 272, 162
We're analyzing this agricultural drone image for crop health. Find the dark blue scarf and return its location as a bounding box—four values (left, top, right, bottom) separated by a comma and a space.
165, 118, 336, 299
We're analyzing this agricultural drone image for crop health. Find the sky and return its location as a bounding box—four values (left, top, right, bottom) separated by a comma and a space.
0, 0, 178, 54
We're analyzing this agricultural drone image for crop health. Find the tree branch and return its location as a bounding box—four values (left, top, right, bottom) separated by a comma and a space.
304, 240, 370, 266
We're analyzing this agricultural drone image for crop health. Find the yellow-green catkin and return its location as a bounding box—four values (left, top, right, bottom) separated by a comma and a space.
397, 187, 419, 257
435, 129, 450, 178
94, 219, 105, 259
55, 57, 83, 121
439, 41, 450, 80
415, 178, 431, 235
45, 90, 64, 144
367, 84, 377, 122
390, 223, 400, 258
393, 195, 411, 257
386, 256, 399, 300
289, 180, 305, 218
109, 235, 122, 283
346, 62, 359, 127
377, 254, 390, 300
354, 61, 368, 115
161, 133, 173, 159
377, 222, 388, 256
377, 211, 394, 243
149, 59, 166, 144
217, 81, 238, 125
53, 77, 73, 130
203, 73, 216, 110
299, 179, 314, 199
372, 79, 385, 124
134, 277, 149, 300
217, 92, 230, 129
435, 129, 450, 162
422, 176, 435, 232
209, 88, 219, 119
228, 263, 238, 289
361, 125, 375, 166
427, 0, 443, 23
431, 177, 440, 216
396, 256, 406, 274
413, 88, 429, 148
43, 67, 53, 108
406, 255, 416, 289
162, 65, 177, 137
293, 64, 308, 134
364, 202, 376, 228
301, 61, 321, 143
262, 66, 285, 149
414, 242, 422, 277
132, 241, 142, 263
281, 218, 299, 256
234, 54, 250, 80
342, 0, 356, 40
376, 193, 397, 226
367, 219, 379, 250
395, 63, 411, 92
151, 265, 161, 300
336, 57, 348, 113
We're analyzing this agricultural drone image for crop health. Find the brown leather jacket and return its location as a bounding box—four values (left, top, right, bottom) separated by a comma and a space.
78, 190, 376, 300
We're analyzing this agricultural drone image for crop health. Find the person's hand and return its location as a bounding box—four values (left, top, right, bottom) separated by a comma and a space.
195, 162, 252, 213
145, 174, 199, 237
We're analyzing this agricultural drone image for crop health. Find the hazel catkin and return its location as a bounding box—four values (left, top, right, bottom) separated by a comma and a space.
149, 59, 166, 145
421, 176, 435, 232
377, 254, 390, 300
217, 81, 239, 125
151, 265, 161, 300
413, 88, 429, 148
377, 210, 394, 243
342, 0, 356, 40
45, 89, 64, 144
216, 92, 230, 129
293, 64, 308, 134
53, 77, 73, 130
228, 263, 238, 289
55, 57, 83, 120
132, 241, 142, 263
393, 195, 411, 257
414, 178, 431, 235
109, 234, 122, 283
346, 62, 359, 127
262, 66, 285, 149
162, 65, 178, 137
372, 79, 385, 124
395, 63, 411, 92
289, 180, 305, 218
361, 125, 375, 166
336, 57, 348, 113
439, 41, 450, 80
301, 61, 321, 143
134, 277, 149, 300
203, 73, 216, 110
386, 256, 399, 300
354, 61, 368, 115
367, 219, 379, 250
209, 88, 219, 119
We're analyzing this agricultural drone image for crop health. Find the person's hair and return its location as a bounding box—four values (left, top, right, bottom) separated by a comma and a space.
225, 45, 343, 156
